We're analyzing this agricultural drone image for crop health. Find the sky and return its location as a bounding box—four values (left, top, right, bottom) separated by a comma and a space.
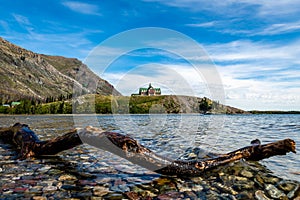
1, 0, 300, 111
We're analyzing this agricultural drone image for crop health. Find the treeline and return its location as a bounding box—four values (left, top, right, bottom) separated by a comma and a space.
0, 93, 72, 105
45, 94, 73, 103
0, 93, 74, 114
0, 100, 72, 114
0, 95, 231, 115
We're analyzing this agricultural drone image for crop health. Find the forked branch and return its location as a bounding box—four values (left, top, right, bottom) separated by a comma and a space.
0, 123, 296, 176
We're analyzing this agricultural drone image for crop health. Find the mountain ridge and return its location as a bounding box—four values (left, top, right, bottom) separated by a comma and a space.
0, 37, 121, 102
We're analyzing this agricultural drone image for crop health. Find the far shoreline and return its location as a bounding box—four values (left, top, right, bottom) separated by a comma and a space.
249, 110, 300, 114
1, 112, 300, 116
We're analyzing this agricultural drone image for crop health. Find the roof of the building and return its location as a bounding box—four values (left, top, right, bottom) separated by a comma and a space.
11, 102, 21, 105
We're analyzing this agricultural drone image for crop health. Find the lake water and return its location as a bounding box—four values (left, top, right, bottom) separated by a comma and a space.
0, 114, 299, 199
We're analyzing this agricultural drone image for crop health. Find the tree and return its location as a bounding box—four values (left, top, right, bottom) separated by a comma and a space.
49, 103, 57, 114
63, 102, 72, 114
0, 106, 9, 114
58, 101, 64, 114
14, 100, 32, 114
199, 97, 212, 114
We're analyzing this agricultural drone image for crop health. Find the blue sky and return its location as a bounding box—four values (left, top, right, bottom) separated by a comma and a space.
1, 0, 300, 110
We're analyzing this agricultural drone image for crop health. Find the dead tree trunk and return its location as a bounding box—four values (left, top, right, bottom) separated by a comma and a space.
0, 123, 296, 176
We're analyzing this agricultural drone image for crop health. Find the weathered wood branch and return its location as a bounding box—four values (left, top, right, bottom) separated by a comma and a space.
0, 123, 296, 176
0, 123, 82, 159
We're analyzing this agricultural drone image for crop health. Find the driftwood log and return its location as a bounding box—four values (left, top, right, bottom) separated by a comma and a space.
0, 123, 296, 176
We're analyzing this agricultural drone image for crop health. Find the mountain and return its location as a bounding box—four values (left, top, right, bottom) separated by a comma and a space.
0, 37, 121, 102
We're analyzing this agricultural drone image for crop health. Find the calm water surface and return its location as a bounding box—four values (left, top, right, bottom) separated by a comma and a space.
1, 114, 299, 182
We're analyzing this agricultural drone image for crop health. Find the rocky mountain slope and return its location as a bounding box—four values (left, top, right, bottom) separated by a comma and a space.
0, 37, 121, 102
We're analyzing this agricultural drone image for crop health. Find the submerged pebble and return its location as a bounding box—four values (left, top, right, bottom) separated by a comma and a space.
32, 196, 47, 200
265, 184, 287, 199
58, 174, 77, 181
240, 169, 253, 178
255, 190, 271, 200
93, 186, 110, 197
42, 185, 57, 192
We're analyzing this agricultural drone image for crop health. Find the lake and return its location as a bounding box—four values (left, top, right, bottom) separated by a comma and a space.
0, 114, 299, 199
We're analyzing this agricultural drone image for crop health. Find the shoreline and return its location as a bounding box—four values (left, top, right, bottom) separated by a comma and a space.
249, 110, 300, 114
1, 112, 300, 116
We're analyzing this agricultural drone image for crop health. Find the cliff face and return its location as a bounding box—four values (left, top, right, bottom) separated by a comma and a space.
0, 37, 121, 102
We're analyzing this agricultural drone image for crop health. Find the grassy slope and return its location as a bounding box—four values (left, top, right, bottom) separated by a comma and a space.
0, 94, 246, 114
75, 95, 246, 114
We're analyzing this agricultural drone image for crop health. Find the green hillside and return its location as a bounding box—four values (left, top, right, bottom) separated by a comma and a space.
0, 95, 247, 114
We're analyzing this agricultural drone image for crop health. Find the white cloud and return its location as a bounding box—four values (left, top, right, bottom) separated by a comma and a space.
204, 40, 300, 110
255, 21, 300, 36
144, 0, 300, 18
143, 0, 235, 11
62, 1, 101, 16
12, 14, 35, 33
220, 73, 300, 111
13, 14, 31, 26
186, 19, 300, 37
1, 13, 101, 59
243, 0, 300, 17
186, 21, 217, 28
0, 20, 10, 32
205, 40, 300, 63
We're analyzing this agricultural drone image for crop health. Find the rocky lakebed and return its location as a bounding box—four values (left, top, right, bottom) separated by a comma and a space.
0, 143, 299, 200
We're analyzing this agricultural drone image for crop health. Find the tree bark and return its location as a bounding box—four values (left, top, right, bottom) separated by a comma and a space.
0, 123, 296, 176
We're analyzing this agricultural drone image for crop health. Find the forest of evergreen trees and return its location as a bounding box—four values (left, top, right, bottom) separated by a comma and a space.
0, 99, 72, 114
0, 94, 73, 114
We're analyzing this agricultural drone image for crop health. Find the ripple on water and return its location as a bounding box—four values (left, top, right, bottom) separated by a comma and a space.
0, 114, 299, 199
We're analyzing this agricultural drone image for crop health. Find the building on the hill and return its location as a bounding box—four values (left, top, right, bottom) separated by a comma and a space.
132, 83, 161, 96
11, 102, 21, 107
